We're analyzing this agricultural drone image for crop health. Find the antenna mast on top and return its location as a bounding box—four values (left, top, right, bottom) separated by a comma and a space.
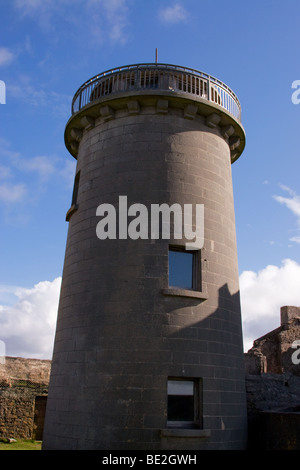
155, 48, 158, 64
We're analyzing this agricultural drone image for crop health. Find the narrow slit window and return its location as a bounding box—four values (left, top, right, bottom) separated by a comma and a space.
71, 171, 80, 207
66, 170, 80, 221
168, 246, 201, 291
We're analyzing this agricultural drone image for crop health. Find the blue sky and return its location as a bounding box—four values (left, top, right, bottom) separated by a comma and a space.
1, 0, 300, 358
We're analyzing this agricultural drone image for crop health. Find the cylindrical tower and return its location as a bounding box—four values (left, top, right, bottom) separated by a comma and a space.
43, 63, 247, 450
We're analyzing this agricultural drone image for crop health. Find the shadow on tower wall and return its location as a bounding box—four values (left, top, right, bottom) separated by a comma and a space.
160, 283, 248, 450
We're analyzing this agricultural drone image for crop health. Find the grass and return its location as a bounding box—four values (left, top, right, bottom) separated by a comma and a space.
0, 439, 42, 450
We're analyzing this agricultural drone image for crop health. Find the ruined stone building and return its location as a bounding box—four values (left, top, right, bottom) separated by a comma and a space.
0, 357, 51, 440
244, 306, 300, 450
245, 306, 300, 376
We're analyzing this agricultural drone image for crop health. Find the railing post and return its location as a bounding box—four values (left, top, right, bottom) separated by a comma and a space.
78, 90, 82, 112
207, 77, 210, 101
135, 66, 141, 90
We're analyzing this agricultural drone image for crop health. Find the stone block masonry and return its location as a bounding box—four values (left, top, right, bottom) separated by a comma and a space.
1, 303, 300, 449
0, 357, 51, 439
43, 63, 248, 450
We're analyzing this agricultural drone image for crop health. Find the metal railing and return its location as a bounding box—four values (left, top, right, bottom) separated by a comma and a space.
71, 63, 241, 122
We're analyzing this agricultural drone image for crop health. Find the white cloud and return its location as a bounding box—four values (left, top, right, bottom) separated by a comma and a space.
0, 138, 74, 214
14, 0, 130, 45
86, 0, 130, 44
19, 155, 55, 181
273, 185, 300, 243
14, 0, 46, 11
158, 2, 188, 23
0, 47, 15, 67
0, 182, 27, 203
8, 79, 72, 115
0, 277, 61, 359
240, 259, 300, 352
274, 185, 300, 216
0, 165, 12, 181
13, 0, 61, 31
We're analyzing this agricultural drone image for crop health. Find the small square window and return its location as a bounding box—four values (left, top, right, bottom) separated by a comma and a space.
167, 378, 202, 428
168, 246, 201, 291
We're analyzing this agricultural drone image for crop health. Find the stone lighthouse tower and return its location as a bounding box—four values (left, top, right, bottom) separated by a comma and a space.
43, 62, 247, 450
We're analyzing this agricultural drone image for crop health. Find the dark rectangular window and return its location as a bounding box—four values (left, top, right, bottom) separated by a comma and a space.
167, 378, 202, 428
66, 171, 80, 222
168, 246, 201, 291
71, 171, 80, 206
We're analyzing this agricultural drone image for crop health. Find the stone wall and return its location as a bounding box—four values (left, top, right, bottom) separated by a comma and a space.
244, 306, 300, 449
0, 356, 51, 384
0, 357, 51, 439
246, 373, 300, 449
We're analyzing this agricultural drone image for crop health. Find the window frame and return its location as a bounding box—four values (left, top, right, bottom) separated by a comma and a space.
167, 377, 202, 429
168, 245, 201, 292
